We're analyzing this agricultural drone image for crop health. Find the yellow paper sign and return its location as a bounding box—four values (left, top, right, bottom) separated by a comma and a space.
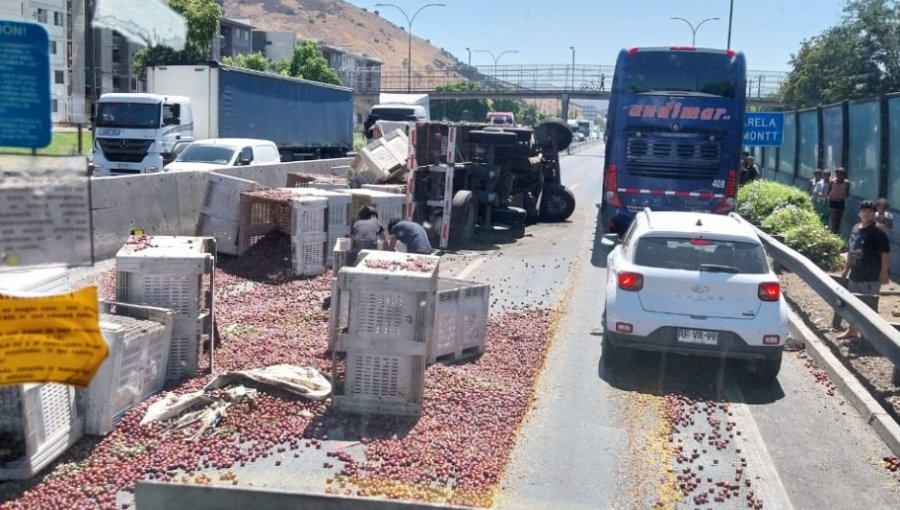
0, 286, 109, 387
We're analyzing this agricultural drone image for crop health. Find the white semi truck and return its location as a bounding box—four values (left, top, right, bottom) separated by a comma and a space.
92, 64, 354, 176
91, 93, 193, 176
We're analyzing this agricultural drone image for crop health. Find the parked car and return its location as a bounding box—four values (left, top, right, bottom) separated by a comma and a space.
163, 138, 281, 172
602, 210, 788, 380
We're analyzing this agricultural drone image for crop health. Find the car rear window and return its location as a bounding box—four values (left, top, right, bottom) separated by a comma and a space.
634, 236, 769, 274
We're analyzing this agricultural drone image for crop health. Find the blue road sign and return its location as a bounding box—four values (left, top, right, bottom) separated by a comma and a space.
0, 20, 51, 149
743, 112, 784, 147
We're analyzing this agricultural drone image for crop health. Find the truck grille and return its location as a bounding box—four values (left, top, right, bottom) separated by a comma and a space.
97, 138, 153, 163
626, 133, 721, 179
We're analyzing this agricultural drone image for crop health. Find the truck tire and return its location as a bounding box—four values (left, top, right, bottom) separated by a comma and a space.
534, 118, 574, 152
491, 206, 527, 227
469, 130, 518, 146
449, 190, 477, 247
540, 184, 576, 222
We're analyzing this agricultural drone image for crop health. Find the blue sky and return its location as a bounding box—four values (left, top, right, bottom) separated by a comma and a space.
348, 0, 847, 71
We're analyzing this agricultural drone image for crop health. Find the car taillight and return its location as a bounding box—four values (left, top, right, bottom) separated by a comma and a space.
758, 282, 780, 301
605, 164, 623, 208
618, 272, 643, 291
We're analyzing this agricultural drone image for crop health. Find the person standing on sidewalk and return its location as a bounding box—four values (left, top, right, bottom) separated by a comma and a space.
825, 168, 850, 234
838, 200, 891, 339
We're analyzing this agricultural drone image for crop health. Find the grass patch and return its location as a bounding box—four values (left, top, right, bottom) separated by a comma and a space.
0, 130, 92, 156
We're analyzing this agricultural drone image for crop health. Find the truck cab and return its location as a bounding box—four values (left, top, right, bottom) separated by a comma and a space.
91, 93, 193, 176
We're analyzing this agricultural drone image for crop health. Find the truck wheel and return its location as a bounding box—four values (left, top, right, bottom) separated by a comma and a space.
540, 184, 576, 222
449, 190, 477, 247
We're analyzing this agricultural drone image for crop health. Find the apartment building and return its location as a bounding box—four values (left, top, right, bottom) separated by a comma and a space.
1, 0, 86, 123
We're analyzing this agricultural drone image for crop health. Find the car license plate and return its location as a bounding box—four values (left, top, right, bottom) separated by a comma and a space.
677, 328, 718, 345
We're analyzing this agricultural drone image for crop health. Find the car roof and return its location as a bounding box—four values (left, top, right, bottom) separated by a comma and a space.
188, 138, 276, 147
637, 211, 760, 243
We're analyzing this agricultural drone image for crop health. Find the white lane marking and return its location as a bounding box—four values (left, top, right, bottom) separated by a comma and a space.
725, 382, 795, 510
457, 255, 487, 280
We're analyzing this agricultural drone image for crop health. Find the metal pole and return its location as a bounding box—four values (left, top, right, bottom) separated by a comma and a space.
727, 0, 734, 49
569, 46, 575, 91
375, 3, 446, 93
465, 47, 471, 66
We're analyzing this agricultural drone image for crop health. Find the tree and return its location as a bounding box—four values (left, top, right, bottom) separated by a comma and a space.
287, 41, 342, 85
431, 81, 490, 121
779, 0, 900, 108
518, 103, 546, 126
132, 0, 220, 77
221, 52, 272, 72
490, 98, 522, 118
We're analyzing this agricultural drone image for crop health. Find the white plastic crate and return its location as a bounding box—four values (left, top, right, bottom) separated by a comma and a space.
167, 315, 204, 381
116, 236, 214, 318
292, 232, 327, 277
327, 226, 351, 267
347, 189, 406, 224
85, 306, 173, 435
428, 278, 491, 364
197, 174, 261, 256
290, 196, 328, 237
277, 188, 353, 228
333, 351, 424, 416
0, 383, 83, 480
332, 237, 352, 274
353, 128, 409, 184
0, 267, 70, 294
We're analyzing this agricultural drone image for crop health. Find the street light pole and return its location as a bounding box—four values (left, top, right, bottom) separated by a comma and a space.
465, 47, 471, 66
472, 48, 518, 80
670, 16, 720, 47
569, 46, 575, 91
375, 3, 446, 92
727, 0, 734, 49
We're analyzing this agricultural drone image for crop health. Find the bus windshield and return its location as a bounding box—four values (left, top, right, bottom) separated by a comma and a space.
619, 52, 739, 98
602, 48, 747, 236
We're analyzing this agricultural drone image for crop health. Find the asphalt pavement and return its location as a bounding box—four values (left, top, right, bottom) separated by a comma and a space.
438, 144, 900, 509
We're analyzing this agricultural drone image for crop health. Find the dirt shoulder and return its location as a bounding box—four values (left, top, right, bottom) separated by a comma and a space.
779, 271, 900, 422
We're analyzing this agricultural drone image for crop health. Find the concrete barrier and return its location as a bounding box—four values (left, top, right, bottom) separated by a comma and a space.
134, 481, 470, 510
90, 158, 352, 259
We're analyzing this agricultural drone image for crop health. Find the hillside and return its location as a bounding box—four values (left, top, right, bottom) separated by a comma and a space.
222, 0, 461, 73
220, 0, 564, 118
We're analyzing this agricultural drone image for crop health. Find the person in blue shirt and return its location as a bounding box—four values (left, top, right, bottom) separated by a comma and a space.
387, 219, 432, 254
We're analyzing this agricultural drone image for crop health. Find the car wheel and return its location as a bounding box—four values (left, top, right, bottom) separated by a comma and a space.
751, 353, 782, 381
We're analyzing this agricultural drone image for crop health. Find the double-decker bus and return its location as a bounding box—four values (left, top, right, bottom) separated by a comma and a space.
602, 47, 747, 235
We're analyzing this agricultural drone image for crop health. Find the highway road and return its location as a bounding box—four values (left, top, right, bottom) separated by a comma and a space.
439, 143, 900, 509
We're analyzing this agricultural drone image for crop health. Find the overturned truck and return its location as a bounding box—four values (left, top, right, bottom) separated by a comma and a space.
409, 119, 576, 247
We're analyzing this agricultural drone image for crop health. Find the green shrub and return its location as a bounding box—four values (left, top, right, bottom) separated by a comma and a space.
761, 204, 821, 234
736, 180, 813, 224
783, 223, 845, 271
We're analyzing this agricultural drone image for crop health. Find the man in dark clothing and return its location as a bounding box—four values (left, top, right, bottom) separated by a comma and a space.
739, 156, 760, 185
838, 200, 891, 339
387, 219, 432, 254
349, 206, 387, 265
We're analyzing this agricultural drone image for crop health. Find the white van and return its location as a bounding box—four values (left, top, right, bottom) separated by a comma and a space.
163, 138, 281, 172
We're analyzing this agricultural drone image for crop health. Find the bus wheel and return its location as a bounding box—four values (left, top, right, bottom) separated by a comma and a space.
449, 190, 477, 247
540, 184, 576, 222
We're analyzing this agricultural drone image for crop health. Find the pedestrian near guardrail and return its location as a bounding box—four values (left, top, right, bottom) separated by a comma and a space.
812, 169, 829, 223
838, 200, 891, 340
826, 168, 850, 234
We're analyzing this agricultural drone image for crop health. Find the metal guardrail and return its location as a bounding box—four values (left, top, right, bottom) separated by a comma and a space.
754, 225, 900, 385
341, 64, 787, 99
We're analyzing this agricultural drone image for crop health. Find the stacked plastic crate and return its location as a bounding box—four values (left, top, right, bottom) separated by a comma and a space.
196, 173, 261, 255
0, 269, 83, 479
83, 302, 174, 435
428, 278, 491, 364
280, 188, 352, 268
289, 195, 329, 277
331, 250, 439, 416
115, 236, 215, 381
346, 189, 407, 225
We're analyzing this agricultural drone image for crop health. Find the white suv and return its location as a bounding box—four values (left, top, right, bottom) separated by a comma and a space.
603, 210, 788, 380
